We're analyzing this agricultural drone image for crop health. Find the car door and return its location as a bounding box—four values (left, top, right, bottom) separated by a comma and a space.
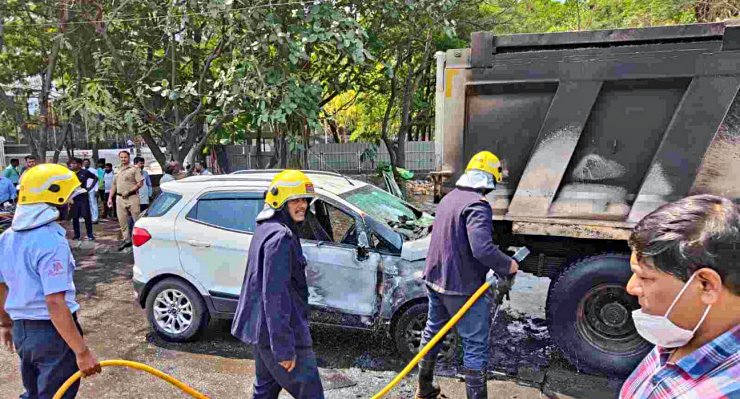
175, 190, 263, 313
300, 197, 380, 317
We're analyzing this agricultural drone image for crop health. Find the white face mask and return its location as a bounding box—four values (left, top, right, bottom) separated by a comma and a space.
631, 272, 711, 348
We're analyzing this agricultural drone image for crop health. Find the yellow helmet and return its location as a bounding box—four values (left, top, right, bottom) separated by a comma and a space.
265, 170, 315, 209
466, 151, 503, 183
18, 164, 81, 205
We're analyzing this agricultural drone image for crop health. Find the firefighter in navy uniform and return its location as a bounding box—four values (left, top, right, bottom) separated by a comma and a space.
0, 164, 102, 399
231, 170, 325, 399
416, 151, 519, 399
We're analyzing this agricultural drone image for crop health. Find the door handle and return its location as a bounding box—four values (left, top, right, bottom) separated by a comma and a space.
187, 240, 211, 248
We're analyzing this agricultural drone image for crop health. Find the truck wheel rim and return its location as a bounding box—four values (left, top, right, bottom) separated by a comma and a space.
406, 313, 457, 360
153, 289, 194, 334
576, 283, 649, 355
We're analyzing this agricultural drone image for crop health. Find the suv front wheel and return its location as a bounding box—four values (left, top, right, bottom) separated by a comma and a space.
393, 303, 460, 363
145, 278, 210, 342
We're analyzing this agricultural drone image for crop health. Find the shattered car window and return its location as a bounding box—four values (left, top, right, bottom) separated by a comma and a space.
341, 185, 433, 241
341, 185, 418, 223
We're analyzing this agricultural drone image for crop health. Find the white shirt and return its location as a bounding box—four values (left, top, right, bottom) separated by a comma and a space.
103, 171, 115, 192
85, 167, 98, 191
139, 170, 152, 205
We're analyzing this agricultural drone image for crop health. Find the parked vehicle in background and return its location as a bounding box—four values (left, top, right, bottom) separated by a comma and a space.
132, 171, 456, 362
431, 22, 740, 375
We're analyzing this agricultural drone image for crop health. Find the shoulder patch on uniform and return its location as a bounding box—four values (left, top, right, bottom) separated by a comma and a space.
48, 260, 65, 277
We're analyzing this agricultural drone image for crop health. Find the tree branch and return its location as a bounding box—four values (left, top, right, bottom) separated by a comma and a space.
174, 38, 224, 135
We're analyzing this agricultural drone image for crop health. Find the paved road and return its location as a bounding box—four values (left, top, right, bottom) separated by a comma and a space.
0, 219, 623, 398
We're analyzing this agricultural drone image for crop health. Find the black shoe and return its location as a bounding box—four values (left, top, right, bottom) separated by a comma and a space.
118, 241, 132, 251
415, 360, 441, 399
464, 368, 487, 399
87, 236, 95, 241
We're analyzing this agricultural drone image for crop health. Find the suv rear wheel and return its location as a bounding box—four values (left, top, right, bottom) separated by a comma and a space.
146, 278, 210, 342
394, 303, 460, 363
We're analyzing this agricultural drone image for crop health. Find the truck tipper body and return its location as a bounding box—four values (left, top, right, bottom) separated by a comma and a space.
432, 22, 740, 376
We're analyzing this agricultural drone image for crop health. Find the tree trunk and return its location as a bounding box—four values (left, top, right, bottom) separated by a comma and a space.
326, 119, 341, 143
140, 131, 167, 168
397, 57, 414, 169
92, 138, 100, 163
33, 34, 64, 162
256, 128, 263, 169
381, 49, 401, 179
52, 121, 72, 164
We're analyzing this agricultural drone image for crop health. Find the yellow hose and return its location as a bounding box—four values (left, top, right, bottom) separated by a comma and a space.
53, 359, 210, 399
54, 281, 495, 399
370, 280, 493, 399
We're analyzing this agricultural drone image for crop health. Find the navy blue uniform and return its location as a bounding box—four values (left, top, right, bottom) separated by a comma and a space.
420, 187, 513, 371
232, 210, 324, 399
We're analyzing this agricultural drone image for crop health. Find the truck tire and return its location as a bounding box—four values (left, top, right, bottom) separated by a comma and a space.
146, 278, 210, 342
546, 253, 651, 376
393, 303, 460, 363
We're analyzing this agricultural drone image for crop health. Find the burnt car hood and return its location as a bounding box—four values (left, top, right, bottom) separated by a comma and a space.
400, 235, 431, 262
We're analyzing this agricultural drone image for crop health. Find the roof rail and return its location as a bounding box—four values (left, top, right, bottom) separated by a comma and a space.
230, 169, 343, 177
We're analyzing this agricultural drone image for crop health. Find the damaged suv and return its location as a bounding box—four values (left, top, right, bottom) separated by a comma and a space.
132, 170, 457, 360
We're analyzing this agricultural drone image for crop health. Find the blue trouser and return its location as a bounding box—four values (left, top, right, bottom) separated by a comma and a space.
12, 317, 83, 399
420, 287, 491, 371
70, 197, 93, 239
252, 346, 325, 399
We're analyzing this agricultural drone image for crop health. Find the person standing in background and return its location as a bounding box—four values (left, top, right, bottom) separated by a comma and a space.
82, 159, 99, 224
3, 159, 23, 185
133, 157, 152, 212
193, 161, 212, 176
107, 151, 143, 250
68, 158, 97, 241
24, 155, 37, 170
160, 161, 183, 184
96, 159, 105, 217
102, 164, 115, 219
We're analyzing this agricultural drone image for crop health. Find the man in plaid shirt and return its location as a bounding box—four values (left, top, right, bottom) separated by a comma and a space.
620, 195, 739, 399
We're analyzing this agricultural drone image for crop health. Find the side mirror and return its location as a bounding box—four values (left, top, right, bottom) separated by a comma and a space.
357, 231, 370, 261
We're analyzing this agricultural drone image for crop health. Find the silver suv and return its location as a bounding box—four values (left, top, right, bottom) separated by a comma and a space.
132, 170, 456, 360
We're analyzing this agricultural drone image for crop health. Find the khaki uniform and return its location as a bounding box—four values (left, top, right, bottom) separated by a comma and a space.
112, 164, 144, 240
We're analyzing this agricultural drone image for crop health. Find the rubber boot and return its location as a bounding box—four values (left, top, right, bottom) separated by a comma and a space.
464, 368, 487, 399
414, 359, 441, 399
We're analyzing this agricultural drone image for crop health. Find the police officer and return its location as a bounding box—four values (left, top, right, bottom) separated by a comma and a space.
0, 164, 102, 399
417, 151, 519, 399
232, 170, 324, 399
106, 150, 143, 250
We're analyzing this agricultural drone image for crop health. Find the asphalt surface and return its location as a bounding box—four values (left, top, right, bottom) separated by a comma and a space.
0, 218, 624, 398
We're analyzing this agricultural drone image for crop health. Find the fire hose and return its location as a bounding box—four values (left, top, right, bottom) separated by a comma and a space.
54, 247, 529, 399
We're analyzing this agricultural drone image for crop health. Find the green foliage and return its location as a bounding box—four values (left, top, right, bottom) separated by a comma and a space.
1, 0, 733, 167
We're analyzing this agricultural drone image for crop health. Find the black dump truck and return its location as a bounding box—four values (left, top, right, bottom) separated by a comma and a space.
430, 21, 740, 376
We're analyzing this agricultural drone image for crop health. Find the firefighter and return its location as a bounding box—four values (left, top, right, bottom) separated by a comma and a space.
0, 164, 102, 399
231, 170, 325, 399
417, 151, 519, 399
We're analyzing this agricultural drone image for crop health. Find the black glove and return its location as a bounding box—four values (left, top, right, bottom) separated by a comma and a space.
493, 272, 517, 305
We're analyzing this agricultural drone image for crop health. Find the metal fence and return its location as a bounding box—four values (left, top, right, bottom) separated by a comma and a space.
225, 141, 435, 174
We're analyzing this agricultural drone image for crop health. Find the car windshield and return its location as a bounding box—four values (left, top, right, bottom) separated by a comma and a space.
340, 185, 433, 239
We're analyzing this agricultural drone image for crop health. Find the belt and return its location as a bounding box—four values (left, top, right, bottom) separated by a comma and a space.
116, 191, 138, 197
15, 313, 79, 327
